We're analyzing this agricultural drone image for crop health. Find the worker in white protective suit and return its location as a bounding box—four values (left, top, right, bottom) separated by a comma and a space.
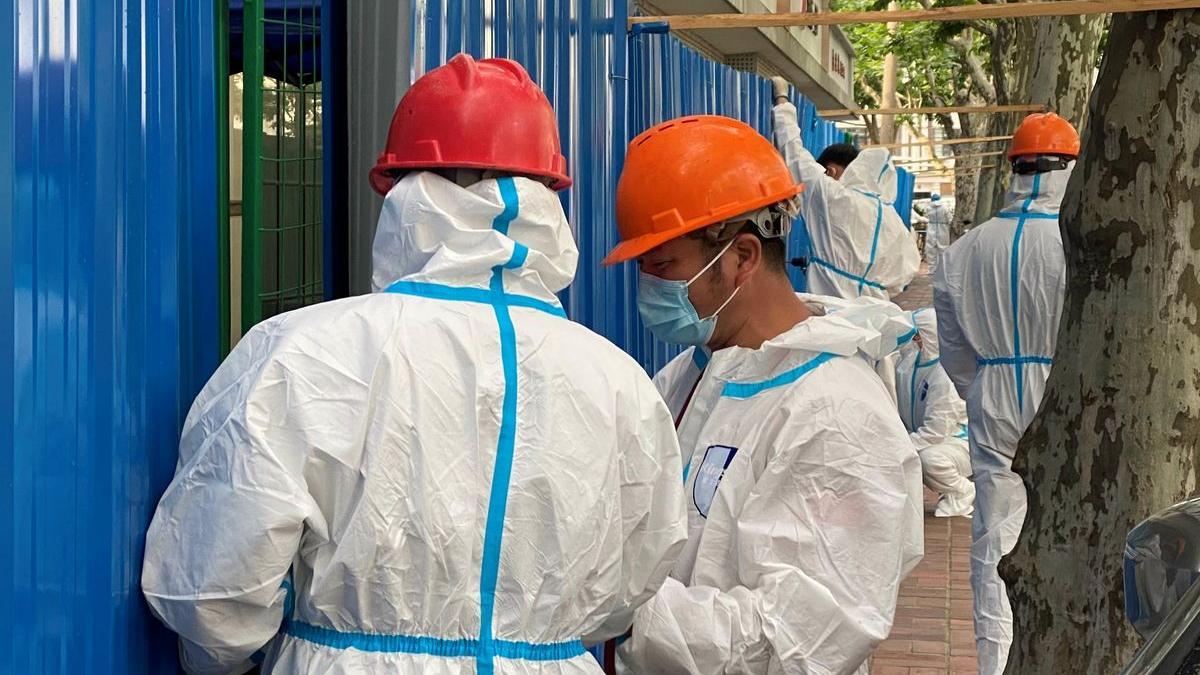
602, 112, 924, 675
924, 194, 953, 274
933, 112, 1078, 675
142, 54, 687, 675
896, 308, 975, 518
771, 78, 920, 301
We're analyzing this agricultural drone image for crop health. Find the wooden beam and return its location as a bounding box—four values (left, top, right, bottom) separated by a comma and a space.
629, 1, 1200, 30
894, 150, 1007, 165
865, 135, 1013, 150
909, 165, 997, 175
819, 103, 1043, 118
910, 162, 997, 170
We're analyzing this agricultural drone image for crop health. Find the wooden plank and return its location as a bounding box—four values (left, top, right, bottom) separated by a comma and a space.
909, 161, 998, 169
629, 0, 1200, 30
894, 150, 1007, 165
820, 103, 1043, 117
909, 165, 997, 174
865, 135, 1013, 149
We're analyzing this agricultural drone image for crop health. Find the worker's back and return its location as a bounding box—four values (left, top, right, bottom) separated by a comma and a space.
926, 202, 953, 247
142, 174, 687, 674
802, 154, 919, 300
934, 168, 1069, 446
771, 102, 920, 300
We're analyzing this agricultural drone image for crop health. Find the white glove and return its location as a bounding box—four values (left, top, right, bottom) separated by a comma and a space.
771, 76, 790, 105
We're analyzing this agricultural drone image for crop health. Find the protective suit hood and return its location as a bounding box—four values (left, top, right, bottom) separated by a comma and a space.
909, 307, 940, 361
840, 147, 898, 203
1000, 162, 1074, 215
371, 172, 579, 297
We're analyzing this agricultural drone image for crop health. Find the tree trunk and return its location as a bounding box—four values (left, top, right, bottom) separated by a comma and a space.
977, 15, 1107, 223
974, 17, 1019, 224
880, 2, 900, 144
1001, 10, 1200, 674
973, 133, 1002, 223
949, 145, 979, 239
942, 105, 979, 240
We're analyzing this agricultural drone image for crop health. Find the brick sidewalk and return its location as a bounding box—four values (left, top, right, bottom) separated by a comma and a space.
871, 267, 980, 674
894, 265, 934, 311
871, 501, 977, 674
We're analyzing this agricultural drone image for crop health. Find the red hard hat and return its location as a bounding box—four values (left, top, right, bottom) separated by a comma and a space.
369, 53, 571, 195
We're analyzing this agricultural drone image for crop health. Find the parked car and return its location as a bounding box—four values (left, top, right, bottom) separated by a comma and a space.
1122, 497, 1200, 674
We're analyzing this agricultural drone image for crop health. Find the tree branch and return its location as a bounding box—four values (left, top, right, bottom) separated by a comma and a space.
967, 19, 996, 39
951, 35, 997, 102
857, 76, 883, 106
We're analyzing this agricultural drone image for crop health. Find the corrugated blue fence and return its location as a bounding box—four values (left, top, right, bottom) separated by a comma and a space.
2, 0, 219, 672
412, 1, 912, 374
896, 167, 915, 228
1, 1, 913, 670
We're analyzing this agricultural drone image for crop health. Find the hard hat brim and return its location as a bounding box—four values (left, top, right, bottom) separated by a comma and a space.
369, 160, 573, 196
602, 184, 803, 266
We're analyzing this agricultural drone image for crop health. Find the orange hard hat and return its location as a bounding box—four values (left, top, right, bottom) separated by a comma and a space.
1008, 112, 1080, 161
603, 115, 802, 265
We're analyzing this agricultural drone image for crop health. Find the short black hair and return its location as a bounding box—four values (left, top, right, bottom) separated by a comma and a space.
689, 222, 788, 274
816, 143, 860, 170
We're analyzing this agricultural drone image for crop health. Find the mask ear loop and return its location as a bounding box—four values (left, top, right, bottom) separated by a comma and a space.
701, 283, 742, 321
685, 236, 738, 287
686, 235, 743, 322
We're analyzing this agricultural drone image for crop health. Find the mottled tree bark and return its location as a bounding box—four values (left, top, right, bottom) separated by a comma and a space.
926, 83, 979, 239
974, 16, 1022, 223
1002, 10, 1200, 674
976, 14, 1107, 224
949, 149, 979, 239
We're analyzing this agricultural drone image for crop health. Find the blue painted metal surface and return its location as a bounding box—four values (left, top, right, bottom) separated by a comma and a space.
895, 166, 915, 228
411, 2, 898, 376
1, 0, 219, 671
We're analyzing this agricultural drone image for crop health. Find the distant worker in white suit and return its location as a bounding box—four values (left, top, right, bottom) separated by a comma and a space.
896, 308, 974, 518
924, 193, 953, 274
771, 77, 919, 300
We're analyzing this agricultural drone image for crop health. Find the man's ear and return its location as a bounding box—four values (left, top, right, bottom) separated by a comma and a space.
730, 233, 762, 284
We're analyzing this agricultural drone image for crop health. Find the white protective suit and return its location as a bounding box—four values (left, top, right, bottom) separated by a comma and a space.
924, 201, 953, 275
619, 294, 925, 675
933, 165, 1070, 674
896, 308, 975, 518
773, 102, 920, 300
142, 173, 688, 675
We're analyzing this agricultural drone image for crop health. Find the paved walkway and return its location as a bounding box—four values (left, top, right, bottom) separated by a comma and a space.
894, 267, 934, 311
870, 267, 980, 675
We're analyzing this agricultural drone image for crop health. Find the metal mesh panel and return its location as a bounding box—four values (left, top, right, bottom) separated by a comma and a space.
242, 0, 325, 331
